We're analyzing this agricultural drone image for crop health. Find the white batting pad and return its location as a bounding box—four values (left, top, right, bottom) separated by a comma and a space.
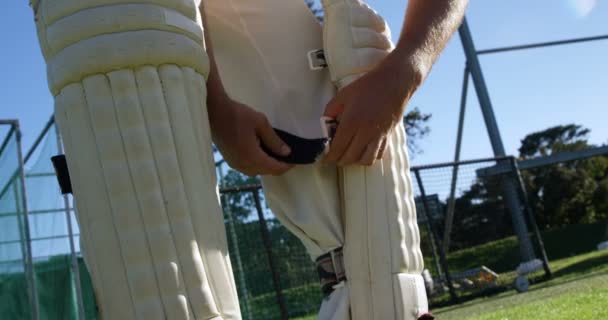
340, 123, 427, 320
322, 0, 429, 318
34, 1, 240, 319
321, 0, 393, 89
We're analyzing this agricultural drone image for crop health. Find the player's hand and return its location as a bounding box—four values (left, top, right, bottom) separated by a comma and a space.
209, 95, 293, 176
323, 51, 423, 166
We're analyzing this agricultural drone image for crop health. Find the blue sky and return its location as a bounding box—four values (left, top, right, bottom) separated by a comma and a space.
1, 0, 606, 166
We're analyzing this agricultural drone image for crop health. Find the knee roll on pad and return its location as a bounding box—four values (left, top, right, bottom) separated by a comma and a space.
34, 1, 240, 319
34, 0, 209, 95
321, 1, 429, 318
321, 0, 393, 89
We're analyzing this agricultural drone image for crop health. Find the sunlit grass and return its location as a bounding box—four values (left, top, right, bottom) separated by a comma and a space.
292, 249, 608, 320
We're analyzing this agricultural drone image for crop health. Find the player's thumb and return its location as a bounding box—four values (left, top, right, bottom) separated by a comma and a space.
323, 95, 345, 119
256, 116, 291, 156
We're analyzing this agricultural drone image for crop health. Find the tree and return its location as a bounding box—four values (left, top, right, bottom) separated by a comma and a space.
519, 124, 590, 158
404, 107, 432, 155
519, 124, 608, 228
304, 0, 323, 21
445, 175, 513, 250
220, 168, 261, 221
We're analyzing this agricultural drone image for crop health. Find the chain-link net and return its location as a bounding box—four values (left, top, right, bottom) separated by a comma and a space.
2, 116, 607, 319
411, 158, 522, 304
411, 156, 608, 305
0, 123, 34, 319
0, 121, 94, 320
216, 167, 322, 320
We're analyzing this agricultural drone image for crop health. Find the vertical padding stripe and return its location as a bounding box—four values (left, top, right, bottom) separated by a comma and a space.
81, 74, 161, 320
342, 166, 372, 320
180, 67, 215, 187
107, 69, 177, 320
395, 123, 424, 272
383, 126, 409, 274
192, 70, 241, 319
193, 71, 241, 311
403, 125, 425, 271
53, 94, 106, 314
157, 65, 225, 319
183, 67, 242, 317
57, 82, 135, 320
365, 161, 395, 320
133, 65, 199, 319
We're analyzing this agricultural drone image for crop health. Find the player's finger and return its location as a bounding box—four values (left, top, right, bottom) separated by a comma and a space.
376, 137, 388, 160
251, 149, 293, 176
324, 118, 356, 163
323, 95, 345, 119
359, 137, 383, 166
338, 132, 370, 166
256, 115, 291, 156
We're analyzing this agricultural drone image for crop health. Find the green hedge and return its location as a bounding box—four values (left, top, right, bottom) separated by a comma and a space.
425, 222, 608, 275
0, 255, 97, 319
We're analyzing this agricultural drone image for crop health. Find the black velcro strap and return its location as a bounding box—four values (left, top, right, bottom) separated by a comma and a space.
51, 155, 73, 195
315, 247, 346, 297
261, 128, 328, 164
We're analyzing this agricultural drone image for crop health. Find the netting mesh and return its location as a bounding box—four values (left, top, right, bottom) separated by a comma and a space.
0, 125, 33, 319
3, 118, 606, 319
216, 167, 322, 320
0, 122, 95, 320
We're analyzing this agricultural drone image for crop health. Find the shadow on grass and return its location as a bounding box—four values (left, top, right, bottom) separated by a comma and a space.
431, 252, 608, 313
527, 268, 608, 293
551, 253, 608, 278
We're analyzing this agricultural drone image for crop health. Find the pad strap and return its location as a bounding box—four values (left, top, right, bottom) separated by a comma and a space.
51, 154, 73, 195
315, 247, 346, 297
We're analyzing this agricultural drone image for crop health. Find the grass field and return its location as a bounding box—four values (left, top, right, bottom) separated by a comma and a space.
293, 249, 608, 320
435, 250, 608, 319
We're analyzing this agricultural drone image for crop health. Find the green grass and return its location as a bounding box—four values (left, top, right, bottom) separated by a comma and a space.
292, 248, 608, 320
291, 223, 608, 320
434, 250, 608, 320
247, 282, 322, 319
460, 287, 608, 320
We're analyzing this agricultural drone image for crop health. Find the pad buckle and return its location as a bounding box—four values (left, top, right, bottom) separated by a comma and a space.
316, 247, 346, 297
308, 49, 328, 70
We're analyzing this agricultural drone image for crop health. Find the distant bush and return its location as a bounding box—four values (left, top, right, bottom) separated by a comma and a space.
423, 221, 608, 275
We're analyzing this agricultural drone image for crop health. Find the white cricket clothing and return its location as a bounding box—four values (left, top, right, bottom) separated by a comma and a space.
206, 0, 429, 319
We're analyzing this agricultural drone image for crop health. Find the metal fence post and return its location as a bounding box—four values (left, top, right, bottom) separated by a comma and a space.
508, 157, 552, 278
252, 190, 289, 320
443, 66, 470, 253
14, 121, 40, 320
218, 165, 254, 320
459, 18, 537, 264
413, 169, 458, 302
54, 121, 86, 319
414, 169, 443, 281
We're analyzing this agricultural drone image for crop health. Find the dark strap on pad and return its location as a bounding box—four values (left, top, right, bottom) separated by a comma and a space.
261, 128, 328, 164
51, 155, 73, 195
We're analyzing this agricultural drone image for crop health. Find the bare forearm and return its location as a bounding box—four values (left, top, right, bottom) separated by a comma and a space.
393, 0, 468, 80
198, 3, 229, 110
